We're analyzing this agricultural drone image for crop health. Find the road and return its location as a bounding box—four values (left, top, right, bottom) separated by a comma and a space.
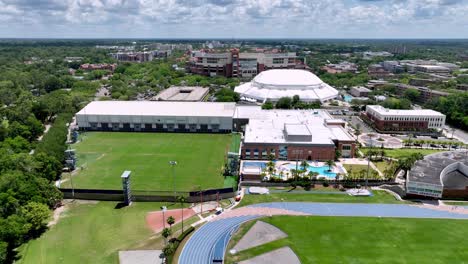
443, 125, 468, 144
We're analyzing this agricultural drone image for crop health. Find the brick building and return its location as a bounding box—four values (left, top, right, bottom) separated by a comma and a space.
187, 49, 305, 78
363, 105, 445, 133
234, 106, 356, 161
393, 84, 449, 103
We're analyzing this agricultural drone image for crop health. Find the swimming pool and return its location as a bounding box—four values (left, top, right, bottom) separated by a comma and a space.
343, 95, 353, 103
242, 161, 267, 170
287, 164, 337, 179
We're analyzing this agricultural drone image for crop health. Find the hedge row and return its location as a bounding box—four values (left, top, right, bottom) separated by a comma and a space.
35, 112, 73, 162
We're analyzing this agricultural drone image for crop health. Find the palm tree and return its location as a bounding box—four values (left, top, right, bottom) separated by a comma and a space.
325, 160, 336, 172
167, 216, 175, 233
162, 227, 172, 245
177, 196, 186, 233
266, 160, 275, 175
397, 153, 424, 182
300, 160, 308, 172
379, 149, 386, 160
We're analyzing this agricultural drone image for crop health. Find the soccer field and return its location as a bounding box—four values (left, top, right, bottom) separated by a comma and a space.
61, 132, 236, 191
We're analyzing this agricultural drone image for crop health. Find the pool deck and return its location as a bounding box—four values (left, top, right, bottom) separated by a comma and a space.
241, 160, 346, 180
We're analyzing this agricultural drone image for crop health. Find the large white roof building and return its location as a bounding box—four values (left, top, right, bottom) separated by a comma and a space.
76, 101, 236, 133
235, 69, 338, 103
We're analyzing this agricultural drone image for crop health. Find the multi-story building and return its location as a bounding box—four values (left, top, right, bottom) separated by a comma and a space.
363, 105, 445, 133
368, 64, 391, 78
349, 86, 371, 97
187, 49, 303, 78
234, 106, 356, 160
110, 50, 171, 62
322, 61, 358, 74
393, 84, 449, 103
79, 63, 117, 72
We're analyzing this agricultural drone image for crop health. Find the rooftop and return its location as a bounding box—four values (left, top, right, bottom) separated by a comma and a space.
408, 151, 468, 187
367, 105, 445, 117
253, 69, 323, 87
153, 86, 209, 102
237, 106, 354, 145
235, 69, 338, 102
76, 101, 236, 117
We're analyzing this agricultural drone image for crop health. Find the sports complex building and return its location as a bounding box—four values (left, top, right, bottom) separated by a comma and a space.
235, 69, 339, 103
407, 151, 468, 199
76, 102, 355, 160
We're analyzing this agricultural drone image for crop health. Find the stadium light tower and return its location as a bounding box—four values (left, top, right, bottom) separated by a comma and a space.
169, 161, 177, 200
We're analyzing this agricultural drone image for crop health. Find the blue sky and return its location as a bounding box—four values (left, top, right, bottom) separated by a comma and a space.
0, 0, 467, 38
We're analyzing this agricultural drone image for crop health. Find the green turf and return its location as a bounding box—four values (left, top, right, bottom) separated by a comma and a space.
444, 201, 468, 206
227, 216, 468, 264
62, 132, 234, 191
17, 201, 189, 264
373, 160, 395, 173
361, 148, 443, 159
239, 190, 403, 207
229, 133, 241, 153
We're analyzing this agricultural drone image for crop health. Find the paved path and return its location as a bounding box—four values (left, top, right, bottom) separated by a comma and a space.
178, 202, 468, 264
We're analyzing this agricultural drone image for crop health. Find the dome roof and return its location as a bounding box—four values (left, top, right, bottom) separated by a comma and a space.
253, 69, 323, 89
234, 69, 339, 103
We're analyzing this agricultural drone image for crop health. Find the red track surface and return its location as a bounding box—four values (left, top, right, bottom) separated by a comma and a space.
146, 208, 197, 233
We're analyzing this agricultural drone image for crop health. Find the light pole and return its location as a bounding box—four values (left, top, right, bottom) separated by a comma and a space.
161, 206, 167, 229
366, 134, 374, 189
169, 161, 177, 201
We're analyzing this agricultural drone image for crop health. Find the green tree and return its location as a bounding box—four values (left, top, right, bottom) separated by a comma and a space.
177, 196, 186, 233
275, 97, 292, 109
262, 101, 274, 109
325, 160, 336, 172
162, 227, 172, 245
20, 202, 50, 233
403, 88, 420, 102
167, 216, 175, 232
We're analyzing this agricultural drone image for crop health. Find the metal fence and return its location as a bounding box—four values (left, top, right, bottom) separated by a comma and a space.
59, 187, 236, 202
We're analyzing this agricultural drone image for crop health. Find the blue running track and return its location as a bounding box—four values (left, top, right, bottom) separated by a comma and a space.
178, 202, 468, 264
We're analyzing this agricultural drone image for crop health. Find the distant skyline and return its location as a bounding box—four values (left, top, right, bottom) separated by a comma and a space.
0, 0, 467, 39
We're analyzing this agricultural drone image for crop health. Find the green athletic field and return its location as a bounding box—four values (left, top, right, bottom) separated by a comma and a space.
17, 201, 196, 264
226, 216, 468, 264
61, 132, 239, 191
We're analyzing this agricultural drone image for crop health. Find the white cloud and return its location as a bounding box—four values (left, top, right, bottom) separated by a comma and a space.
0, 0, 466, 37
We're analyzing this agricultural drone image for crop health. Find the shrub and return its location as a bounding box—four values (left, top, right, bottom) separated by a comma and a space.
322, 182, 330, 187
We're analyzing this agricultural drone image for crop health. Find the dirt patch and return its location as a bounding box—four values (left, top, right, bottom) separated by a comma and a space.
146, 208, 196, 233
47, 204, 68, 227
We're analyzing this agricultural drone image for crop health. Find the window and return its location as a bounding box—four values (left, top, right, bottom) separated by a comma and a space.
206, 58, 219, 64
262, 149, 268, 157
273, 58, 284, 64
342, 145, 351, 150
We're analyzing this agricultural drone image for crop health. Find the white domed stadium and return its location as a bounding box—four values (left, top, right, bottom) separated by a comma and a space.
235, 69, 339, 103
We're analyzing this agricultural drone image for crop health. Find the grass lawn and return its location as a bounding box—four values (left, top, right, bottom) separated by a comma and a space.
361, 147, 443, 159
226, 216, 468, 264
62, 132, 237, 191
343, 164, 380, 179
239, 190, 402, 207
17, 201, 193, 264
444, 201, 468, 206
373, 160, 395, 173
